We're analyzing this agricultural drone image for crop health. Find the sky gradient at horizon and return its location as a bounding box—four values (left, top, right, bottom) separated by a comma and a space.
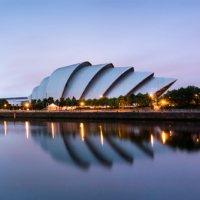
0, 0, 200, 97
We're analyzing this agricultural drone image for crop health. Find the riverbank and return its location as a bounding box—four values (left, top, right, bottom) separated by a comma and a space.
0, 110, 200, 121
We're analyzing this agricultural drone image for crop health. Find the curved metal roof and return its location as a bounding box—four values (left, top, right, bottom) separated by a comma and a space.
37, 77, 49, 100
82, 67, 133, 100
46, 62, 91, 100
131, 77, 177, 97
28, 94, 32, 103
32, 86, 39, 100
105, 71, 154, 98
63, 64, 113, 100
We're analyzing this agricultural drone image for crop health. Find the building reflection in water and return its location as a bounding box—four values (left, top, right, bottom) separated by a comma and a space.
80, 123, 84, 142
51, 123, 54, 139
10, 120, 199, 170
151, 134, 154, 147
162, 131, 166, 144
25, 121, 29, 139
99, 125, 103, 146
4, 121, 7, 136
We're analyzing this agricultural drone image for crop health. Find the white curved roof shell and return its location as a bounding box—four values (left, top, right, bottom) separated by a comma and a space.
37, 77, 49, 100
32, 86, 39, 100
132, 77, 177, 96
105, 71, 154, 98
46, 62, 91, 100
82, 67, 133, 100
63, 64, 113, 99
28, 94, 32, 103
29, 61, 177, 101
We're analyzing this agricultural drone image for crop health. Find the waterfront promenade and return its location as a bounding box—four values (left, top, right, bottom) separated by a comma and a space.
0, 109, 200, 120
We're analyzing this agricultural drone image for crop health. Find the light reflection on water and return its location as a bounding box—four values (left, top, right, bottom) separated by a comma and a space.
0, 120, 200, 200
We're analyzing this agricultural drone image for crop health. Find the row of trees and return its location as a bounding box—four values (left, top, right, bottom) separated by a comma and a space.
2, 86, 199, 110
30, 93, 153, 110
161, 86, 200, 108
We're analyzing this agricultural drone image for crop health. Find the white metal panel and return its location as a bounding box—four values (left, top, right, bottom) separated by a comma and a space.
37, 77, 49, 100
46, 62, 91, 100
105, 71, 153, 98
28, 94, 32, 103
82, 67, 133, 100
63, 64, 113, 99
132, 77, 177, 95
32, 86, 39, 100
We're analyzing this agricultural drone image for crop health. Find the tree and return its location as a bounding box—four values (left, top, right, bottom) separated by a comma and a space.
0, 99, 9, 109
135, 93, 151, 107
35, 99, 44, 110
71, 96, 77, 106
31, 99, 37, 110
66, 98, 72, 106
162, 86, 200, 107
130, 94, 136, 104
118, 96, 126, 108
91, 99, 98, 107
42, 98, 48, 108
86, 99, 92, 106
55, 99, 59, 105
48, 97, 54, 104
98, 97, 109, 107
59, 98, 66, 107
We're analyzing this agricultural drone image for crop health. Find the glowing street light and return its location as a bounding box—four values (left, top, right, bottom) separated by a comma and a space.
4, 104, 7, 109
100, 95, 103, 98
150, 93, 153, 97
25, 103, 29, 110
80, 102, 84, 106
162, 100, 165, 104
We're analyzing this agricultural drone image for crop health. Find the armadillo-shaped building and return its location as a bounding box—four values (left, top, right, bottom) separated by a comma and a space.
29, 61, 176, 101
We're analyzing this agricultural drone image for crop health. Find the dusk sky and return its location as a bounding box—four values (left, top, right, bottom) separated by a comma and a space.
1, 0, 200, 97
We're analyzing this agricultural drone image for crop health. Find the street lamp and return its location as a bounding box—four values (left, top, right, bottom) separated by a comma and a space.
149, 93, 154, 108
25, 103, 29, 110
4, 104, 7, 109
195, 94, 198, 107
100, 95, 103, 98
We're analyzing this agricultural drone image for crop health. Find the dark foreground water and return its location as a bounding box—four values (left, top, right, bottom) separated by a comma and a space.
0, 119, 200, 200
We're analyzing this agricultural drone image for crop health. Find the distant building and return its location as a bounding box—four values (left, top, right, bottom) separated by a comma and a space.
29, 61, 177, 101
0, 97, 28, 106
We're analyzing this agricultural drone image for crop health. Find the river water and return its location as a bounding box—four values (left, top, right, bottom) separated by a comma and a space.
0, 119, 200, 200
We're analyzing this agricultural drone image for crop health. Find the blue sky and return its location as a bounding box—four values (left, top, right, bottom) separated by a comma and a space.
0, 0, 200, 97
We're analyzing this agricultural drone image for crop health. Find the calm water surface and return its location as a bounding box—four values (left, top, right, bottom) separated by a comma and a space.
0, 119, 200, 200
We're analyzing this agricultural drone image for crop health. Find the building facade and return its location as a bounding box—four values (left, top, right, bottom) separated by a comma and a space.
29, 61, 177, 101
